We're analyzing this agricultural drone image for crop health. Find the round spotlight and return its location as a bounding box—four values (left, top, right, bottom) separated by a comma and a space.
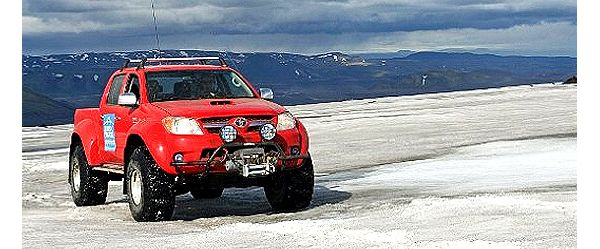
173, 153, 184, 163
260, 123, 277, 140
219, 125, 237, 143
290, 147, 300, 156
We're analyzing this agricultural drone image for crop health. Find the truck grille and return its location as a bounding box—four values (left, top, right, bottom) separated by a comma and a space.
201, 116, 274, 132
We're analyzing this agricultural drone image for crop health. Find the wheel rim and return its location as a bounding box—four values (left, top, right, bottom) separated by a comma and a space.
71, 158, 81, 192
130, 169, 142, 205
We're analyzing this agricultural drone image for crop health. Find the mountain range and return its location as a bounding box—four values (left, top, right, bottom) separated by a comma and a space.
22, 50, 576, 126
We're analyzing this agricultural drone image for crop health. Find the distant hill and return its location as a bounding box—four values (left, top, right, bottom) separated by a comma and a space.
22, 87, 74, 126
22, 50, 576, 126
350, 50, 417, 59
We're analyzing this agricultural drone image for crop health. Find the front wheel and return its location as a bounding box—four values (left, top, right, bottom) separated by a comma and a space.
69, 144, 108, 206
264, 157, 315, 211
126, 146, 175, 222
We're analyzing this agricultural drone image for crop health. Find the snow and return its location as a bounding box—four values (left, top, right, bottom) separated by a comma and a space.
21, 84, 576, 248
337, 138, 576, 194
80, 53, 89, 61
287, 83, 576, 173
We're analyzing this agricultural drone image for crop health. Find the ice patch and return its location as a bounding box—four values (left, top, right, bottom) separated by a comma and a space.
23, 148, 69, 156
335, 138, 576, 194
165, 218, 521, 248
24, 160, 68, 172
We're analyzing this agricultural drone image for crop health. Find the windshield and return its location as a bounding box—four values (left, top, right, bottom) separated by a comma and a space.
145, 70, 256, 102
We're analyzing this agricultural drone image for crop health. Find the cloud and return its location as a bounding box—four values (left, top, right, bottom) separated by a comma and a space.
358, 21, 577, 56
22, 16, 117, 34
22, 0, 576, 55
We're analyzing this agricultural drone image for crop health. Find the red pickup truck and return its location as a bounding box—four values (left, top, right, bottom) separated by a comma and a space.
68, 57, 314, 221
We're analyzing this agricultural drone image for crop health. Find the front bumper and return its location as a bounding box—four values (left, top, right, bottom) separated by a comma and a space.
143, 118, 310, 176
170, 142, 310, 176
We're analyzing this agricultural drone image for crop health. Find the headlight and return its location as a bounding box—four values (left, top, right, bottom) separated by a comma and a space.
219, 125, 237, 143
260, 123, 277, 140
162, 117, 204, 135
277, 112, 296, 131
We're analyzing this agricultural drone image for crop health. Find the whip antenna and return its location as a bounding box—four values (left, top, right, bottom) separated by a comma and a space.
150, 0, 161, 57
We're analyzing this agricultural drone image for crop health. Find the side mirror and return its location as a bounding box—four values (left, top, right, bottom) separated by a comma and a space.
118, 93, 138, 106
259, 88, 274, 100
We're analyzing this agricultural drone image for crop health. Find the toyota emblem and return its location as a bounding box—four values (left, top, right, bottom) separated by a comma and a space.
234, 117, 248, 127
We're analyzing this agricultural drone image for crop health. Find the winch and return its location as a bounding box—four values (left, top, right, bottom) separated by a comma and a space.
224, 147, 278, 177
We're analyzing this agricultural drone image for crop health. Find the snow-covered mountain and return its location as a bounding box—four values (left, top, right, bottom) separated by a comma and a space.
22, 49, 576, 126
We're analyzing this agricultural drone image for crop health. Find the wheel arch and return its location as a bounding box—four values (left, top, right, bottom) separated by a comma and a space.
127, 121, 175, 175
124, 134, 146, 173
69, 132, 99, 165
72, 119, 102, 165
69, 133, 82, 156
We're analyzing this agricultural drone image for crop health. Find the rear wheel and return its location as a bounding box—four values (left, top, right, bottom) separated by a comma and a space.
69, 144, 108, 206
126, 146, 175, 222
190, 186, 224, 199
264, 157, 314, 211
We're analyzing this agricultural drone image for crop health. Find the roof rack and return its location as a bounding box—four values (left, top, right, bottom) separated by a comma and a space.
121, 57, 228, 69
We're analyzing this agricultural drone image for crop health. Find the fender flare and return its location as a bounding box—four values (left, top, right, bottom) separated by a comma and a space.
296, 119, 310, 154
125, 121, 175, 175
72, 119, 102, 165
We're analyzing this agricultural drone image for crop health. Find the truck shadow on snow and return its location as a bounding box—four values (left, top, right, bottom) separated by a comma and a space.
172, 185, 352, 221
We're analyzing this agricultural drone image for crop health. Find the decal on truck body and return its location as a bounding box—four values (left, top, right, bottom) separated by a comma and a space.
103, 113, 116, 151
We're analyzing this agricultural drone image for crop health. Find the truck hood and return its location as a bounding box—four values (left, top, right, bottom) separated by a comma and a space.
150, 98, 286, 118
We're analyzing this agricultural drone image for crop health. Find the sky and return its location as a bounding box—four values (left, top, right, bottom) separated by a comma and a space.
22, 0, 577, 56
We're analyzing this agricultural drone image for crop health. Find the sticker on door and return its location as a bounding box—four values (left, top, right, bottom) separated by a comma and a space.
103, 113, 116, 151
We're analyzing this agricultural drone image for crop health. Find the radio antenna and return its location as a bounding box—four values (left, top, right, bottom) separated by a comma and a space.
223, 50, 240, 71
150, 0, 161, 57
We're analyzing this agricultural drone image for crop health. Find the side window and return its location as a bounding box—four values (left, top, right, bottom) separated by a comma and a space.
107, 75, 125, 105
125, 74, 140, 101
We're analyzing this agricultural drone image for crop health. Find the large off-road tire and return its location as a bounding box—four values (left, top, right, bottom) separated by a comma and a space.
69, 144, 108, 206
126, 146, 175, 222
190, 186, 224, 199
264, 157, 314, 211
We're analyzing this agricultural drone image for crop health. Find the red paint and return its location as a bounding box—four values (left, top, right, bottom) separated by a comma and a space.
71, 64, 309, 175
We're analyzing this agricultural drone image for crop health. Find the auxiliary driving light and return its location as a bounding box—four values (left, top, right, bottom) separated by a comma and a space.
290, 146, 300, 156
260, 123, 277, 140
220, 125, 237, 143
173, 153, 184, 163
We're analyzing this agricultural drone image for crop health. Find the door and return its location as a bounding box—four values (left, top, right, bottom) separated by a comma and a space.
113, 73, 141, 160
100, 73, 139, 164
